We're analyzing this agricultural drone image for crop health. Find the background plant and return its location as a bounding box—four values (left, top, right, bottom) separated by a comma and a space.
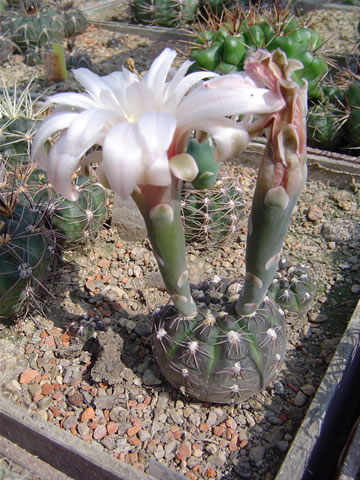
189, 2, 328, 99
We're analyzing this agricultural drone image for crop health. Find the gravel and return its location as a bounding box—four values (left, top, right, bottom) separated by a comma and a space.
0, 159, 359, 479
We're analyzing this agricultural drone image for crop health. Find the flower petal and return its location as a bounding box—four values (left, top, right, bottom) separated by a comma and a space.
31, 111, 78, 160
46, 92, 96, 110
125, 82, 158, 120
144, 48, 177, 102
63, 108, 117, 151
102, 122, 142, 198
73, 68, 109, 98
177, 84, 284, 127
211, 125, 250, 162
164, 69, 218, 111
137, 111, 176, 155
140, 153, 171, 186
169, 153, 198, 181
47, 135, 81, 201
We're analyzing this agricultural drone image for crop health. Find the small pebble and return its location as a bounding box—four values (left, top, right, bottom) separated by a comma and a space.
293, 391, 307, 407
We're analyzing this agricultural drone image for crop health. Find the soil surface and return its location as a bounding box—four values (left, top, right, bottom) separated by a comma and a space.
1, 3, 360, 480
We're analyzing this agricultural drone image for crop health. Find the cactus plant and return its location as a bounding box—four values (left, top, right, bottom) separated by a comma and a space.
0, 199, 55, 319
0, 77, 46, 168
181, 177, 244, 248
268, 258, 314, 316
63, 9, 87, 37
132, 0, 199, 27
345, 80, 360, 147
190, 2, 328, 98
26, 173, 108, 249
4, 4, 64, 64
152, 283, 286, 403
307, 95, 346, 150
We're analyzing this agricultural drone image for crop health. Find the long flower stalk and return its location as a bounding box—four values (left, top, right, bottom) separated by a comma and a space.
236, 49, 308, 315
132, 179, 196, 316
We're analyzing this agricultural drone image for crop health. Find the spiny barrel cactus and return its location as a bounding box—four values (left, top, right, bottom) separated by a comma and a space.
30, 174, 108, 249
63, 9, 87, 37
0, 78, 47, 170
181, 177, 244, 249
268, 258, 314, 316
132, 0, 199, 27
307, 95, 346, 151
0, 201, 55, 319
4, 6, 64, 64
152, 282, 286, 404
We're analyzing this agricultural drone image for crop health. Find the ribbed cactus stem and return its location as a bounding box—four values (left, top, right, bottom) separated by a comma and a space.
236, 49, 308, 316
132, 179, 197, 317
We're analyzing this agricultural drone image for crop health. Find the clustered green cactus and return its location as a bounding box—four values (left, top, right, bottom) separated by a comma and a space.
190, 4, 328, 99
4, 0, 87, 65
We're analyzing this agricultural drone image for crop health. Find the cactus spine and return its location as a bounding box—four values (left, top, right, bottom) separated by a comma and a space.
5, 3, 64, 64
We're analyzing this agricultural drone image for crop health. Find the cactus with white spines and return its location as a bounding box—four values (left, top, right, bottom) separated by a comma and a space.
0, 198, 55, 319
22, 171, 108, 249
152, 280, 286, 403
268, 258, 314, 316
181, 177, 244, 249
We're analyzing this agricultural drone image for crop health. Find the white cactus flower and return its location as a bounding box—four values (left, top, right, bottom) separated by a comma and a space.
31, 48, 284, 201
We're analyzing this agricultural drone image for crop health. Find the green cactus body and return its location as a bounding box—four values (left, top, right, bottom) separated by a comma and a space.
199, 0, 232, 16
268, 259, 314, 316
63, 9, 87, 37
5, 8, 64, 57
345, 81, 360, 147
0, 118, 40, 170
132, 0, 198, 27
36, 176, 107, 249
0, 202, 55, 318
152, 286, 286, 404
186, 138, 219, 190
307, 100, 345, 151
190, 13, 327, 98
181, 178, 244, 249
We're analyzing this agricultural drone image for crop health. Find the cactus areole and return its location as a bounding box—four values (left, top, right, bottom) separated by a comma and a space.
31, 48, 307, 403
